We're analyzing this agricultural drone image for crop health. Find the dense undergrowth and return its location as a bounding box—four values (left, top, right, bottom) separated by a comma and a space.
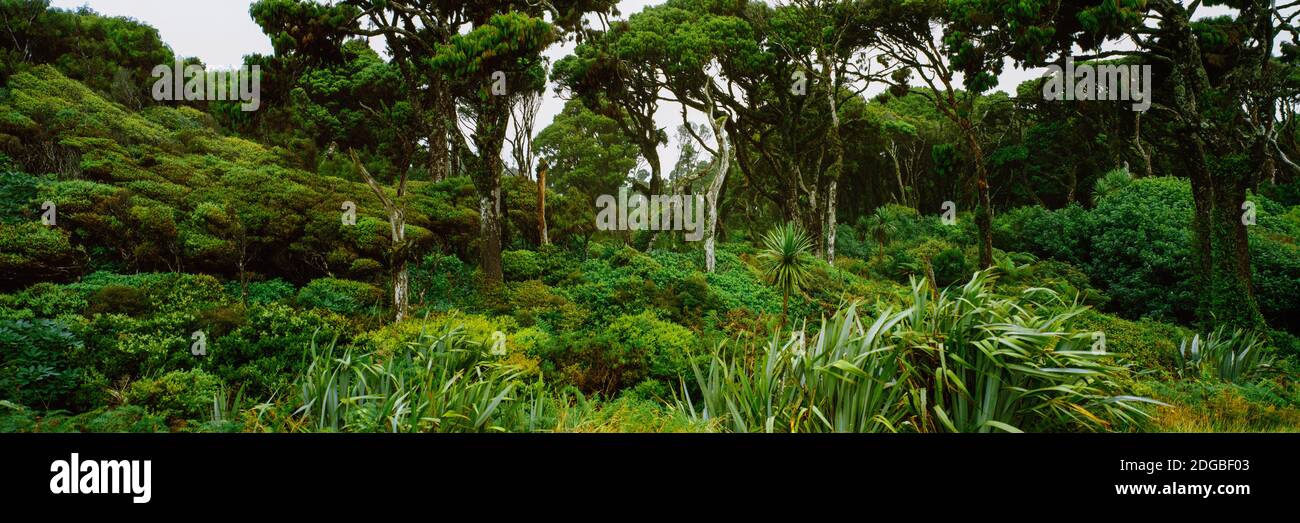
2, 65, 1299, 433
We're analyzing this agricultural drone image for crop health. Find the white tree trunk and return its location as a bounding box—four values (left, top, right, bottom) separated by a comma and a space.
704, 114, 731, 273
825, 180, 837, 264
391, 206, 408, 322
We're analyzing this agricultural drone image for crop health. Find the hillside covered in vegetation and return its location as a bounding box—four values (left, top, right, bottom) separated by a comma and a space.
1, 0, 1298, 433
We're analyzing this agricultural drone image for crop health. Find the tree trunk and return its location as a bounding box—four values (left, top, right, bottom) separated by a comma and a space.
391, 206, 409, 322
821, 57, 843, 264
429, 85, 452, 182
479, 182, 504, 285
825, 180, 838, 263
352, 152, 409, 322
704, 115, 731, 273
966, 129, 994, 269
537, 164, 549, 246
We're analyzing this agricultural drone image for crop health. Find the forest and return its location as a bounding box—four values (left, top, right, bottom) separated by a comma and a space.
0, 0, 1298, 433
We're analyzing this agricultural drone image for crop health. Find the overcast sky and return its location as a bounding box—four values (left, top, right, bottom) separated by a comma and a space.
50, 0, 1230, 177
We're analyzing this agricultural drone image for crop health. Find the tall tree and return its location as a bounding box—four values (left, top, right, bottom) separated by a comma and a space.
947, 0, 1300, 329
870, 0, 1002, 268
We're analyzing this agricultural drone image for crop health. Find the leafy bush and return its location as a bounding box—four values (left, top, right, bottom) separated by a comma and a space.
124, 369, 223, 422
0, 222, 85, 287
502, 249, 545, 281
85, 284, 150, 316
296, 278, 383, 315
1089, 178, 1196, 322
533, 312, 697, 395
227, 278, 296, 304
205, 303, 347, 399
0, 319, 82, 409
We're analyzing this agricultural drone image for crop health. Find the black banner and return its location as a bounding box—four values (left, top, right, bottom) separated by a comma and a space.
0, 434, 1291, 513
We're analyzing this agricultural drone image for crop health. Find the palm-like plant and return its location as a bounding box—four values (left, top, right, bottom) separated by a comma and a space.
757, 223, 814, 321
862, 209, 896, 265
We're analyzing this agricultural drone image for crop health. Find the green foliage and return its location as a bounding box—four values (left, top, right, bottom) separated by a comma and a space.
296, 325, 532, 433
681, 271, 1152, 433
532, 312, 697, 395
533, 99, 639, 197
124, 369, 223, 423
757, 223, 815, 317
0, 404, 168, 433
1092, 167, 1133, 205
84, 284, 149, 316
502, 249, 545, 281
0, 318, 81, 409
0, 222, 85, 287
1174, 329, 1272, 383
205, 303, 348, 399
296, 278, 382, 315
228, 278, 296, 304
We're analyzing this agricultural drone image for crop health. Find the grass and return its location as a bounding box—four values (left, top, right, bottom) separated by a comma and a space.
678, 270, 1159, 433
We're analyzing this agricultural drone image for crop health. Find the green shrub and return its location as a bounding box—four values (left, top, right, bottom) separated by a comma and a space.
205, 303, 347, 400
1250, 233, 1300, 334
0, 222, 85, 287
1088, 178, 1196, 322
1073, 310, 1188, 374
409, 253, 478, 312
7, 282, 87, 318
228, 278, 296, 304
506, 279, 588, 330
0, 405, 169, 433
297, 277, 383, 315
85, 284, 150, 316
832, 224, 870, 260
0, 319, 82, 409
533, 312, 697, 395
502, 249, 545, 281
124, 369, 223, 422
0, 169, 43, 224
993, 204, 1093, 268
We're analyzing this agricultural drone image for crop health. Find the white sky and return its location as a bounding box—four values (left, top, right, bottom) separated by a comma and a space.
51, 0, 1231, 177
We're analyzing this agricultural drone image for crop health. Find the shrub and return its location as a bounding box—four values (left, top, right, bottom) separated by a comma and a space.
0, 222, 85, 287
85, 284, 150, 316
0, 319, 82, 409
992, 204, 1093, 267
297, 277, 383, 315
124, 369, 223, 422
681, 270, 1153, 433
228, 278, 296, 304
205, 303, 347, 400
409, 253, 478, 312
1074, 310, 1188, 375
1088, 178, 1196, 322
534, 312, 697, 395
7, 282, 86, 318
502, 249, 545, 281
506, 279, 587, 330
1250, 233, 1300, 334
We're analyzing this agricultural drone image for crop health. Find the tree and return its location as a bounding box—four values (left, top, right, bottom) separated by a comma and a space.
351, 150, 410, 322
947, 0, 1300, 329
870, 0, 1002, 269
533, 99, 639, 198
